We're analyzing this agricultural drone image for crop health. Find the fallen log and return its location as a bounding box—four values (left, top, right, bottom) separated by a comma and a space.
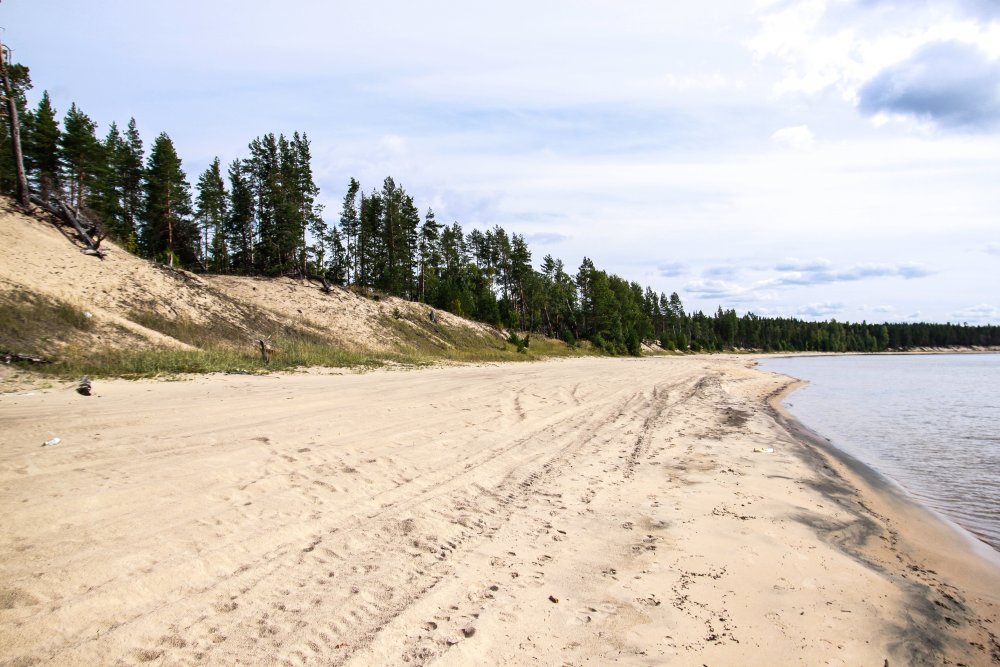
30, 194, 105, 258
257, 339, 279, 365
305, 274, 333, 293
55, 198, 104, 257
2, 351, 46, 364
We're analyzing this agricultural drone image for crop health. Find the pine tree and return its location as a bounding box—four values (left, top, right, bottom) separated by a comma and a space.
118, 119, 145, 249
576, 257, 596, 337
224, 159, 254, 273
23, 90, 61, 199
379, 176, 401, 294
0, 42, 31, 206
291, 132, 323, 276
195, 157, 228, 270
509, 233, 532, 329
325, 226, 348, 285
399, 193, 420, 298
418, 208, 442, 303
141, 132, 195, 266
0, 58, 31, 199
59, 102, 102, 211
274, 134, 301, 274
358, 189, 383, 288
87, 122, 125, 237
339, 178, 361, 285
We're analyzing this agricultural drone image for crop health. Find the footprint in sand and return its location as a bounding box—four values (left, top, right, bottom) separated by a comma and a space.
573, 602, 617, 625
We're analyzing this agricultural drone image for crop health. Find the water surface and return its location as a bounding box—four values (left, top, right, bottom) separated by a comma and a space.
761, 353, 1000, 552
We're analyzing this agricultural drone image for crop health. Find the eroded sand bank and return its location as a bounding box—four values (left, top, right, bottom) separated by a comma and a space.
1, 356, 997, 665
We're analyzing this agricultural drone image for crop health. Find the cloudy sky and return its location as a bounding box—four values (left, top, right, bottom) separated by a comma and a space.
5, 0, 1000, 323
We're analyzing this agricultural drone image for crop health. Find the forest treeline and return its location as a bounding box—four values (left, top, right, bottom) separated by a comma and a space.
3, 62, 998, 355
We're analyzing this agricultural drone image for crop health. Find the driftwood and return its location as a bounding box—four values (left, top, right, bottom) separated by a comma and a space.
305, 274, 333, 293
56, 199, 104, 254
30, 194, 106, 258
154, 262, 202, 284
3, 351, 46, 364
257, 339, 279, 365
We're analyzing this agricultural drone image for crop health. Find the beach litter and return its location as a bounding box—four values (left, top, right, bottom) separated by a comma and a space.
42, 437, 61, 447
753, 447, 774, 454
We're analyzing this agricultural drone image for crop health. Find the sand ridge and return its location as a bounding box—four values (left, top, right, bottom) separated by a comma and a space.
1, 356, 997, 665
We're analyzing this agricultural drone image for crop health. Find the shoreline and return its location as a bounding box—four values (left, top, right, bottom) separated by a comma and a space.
764, 371, 1000, 662
1, 355, 998, 664
766, 372, 1000, 565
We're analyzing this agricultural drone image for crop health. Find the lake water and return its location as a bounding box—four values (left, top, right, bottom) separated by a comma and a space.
760, 353, 1000, 552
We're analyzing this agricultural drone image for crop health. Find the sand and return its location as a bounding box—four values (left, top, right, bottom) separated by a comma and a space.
1, 356, 998, 666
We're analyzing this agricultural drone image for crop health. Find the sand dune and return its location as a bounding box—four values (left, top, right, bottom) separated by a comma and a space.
0, 198, 501, 356
1, 356, 998, 665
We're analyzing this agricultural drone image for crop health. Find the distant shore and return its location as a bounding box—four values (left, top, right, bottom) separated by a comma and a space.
1, 356, 997, 665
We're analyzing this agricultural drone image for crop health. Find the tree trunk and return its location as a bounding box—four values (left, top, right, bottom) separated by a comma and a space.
0, 40, 31, 211
166, 182, 174, 267
33, 194, 105, 257
76, 171, 83, 214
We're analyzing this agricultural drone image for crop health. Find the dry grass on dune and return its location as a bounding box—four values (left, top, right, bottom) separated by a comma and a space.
0, 196, 582, 379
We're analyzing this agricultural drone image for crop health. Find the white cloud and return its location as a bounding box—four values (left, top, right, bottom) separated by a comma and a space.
749, 0, 1000, 116
683, 260, 933, 301
657, 262, 686, 278
775, 257, 832, 271
861, 304, 896, 314
951, 303, 1000, 322
379, 134, 406, 155
797, 301, 846, 317
771, 125, 816, 148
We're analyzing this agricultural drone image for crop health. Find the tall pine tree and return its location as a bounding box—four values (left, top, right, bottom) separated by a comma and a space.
23, 90, 61, 199
117, 119, 145, 249
87, 122, 125, 237
0, 60, 31, 198
224, 159, 255, 274
195, 157, 228, 271
59, 102, 102, 212
338, 178, 361, 285
141, 132, 195, 266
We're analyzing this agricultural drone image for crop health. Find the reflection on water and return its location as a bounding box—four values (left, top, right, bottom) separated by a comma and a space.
761, 353, 1000, 552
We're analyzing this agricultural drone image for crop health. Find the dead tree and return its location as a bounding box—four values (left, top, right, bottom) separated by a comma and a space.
302, 273, 332, 293
30, 194, 106, 258
257, 338, 279, 365
0, 38, 30, 211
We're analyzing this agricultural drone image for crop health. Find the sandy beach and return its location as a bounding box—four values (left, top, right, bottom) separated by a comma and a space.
1, 356, 998, 665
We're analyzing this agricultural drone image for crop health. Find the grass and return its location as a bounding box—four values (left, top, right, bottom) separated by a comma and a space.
0, 293, 95, 356
3, 287, 595, 380
46, 338, 397, 378
380, 310, 593, 364
40, 313, 592, 379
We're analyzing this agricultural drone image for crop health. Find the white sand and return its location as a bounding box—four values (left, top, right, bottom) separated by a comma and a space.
1, 356, 997, 665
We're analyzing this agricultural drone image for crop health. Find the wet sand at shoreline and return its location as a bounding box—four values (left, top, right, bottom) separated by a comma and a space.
1, 356, 997, 665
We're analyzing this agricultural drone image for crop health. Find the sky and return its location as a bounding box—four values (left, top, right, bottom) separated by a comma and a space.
4, 0, 1000, 324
